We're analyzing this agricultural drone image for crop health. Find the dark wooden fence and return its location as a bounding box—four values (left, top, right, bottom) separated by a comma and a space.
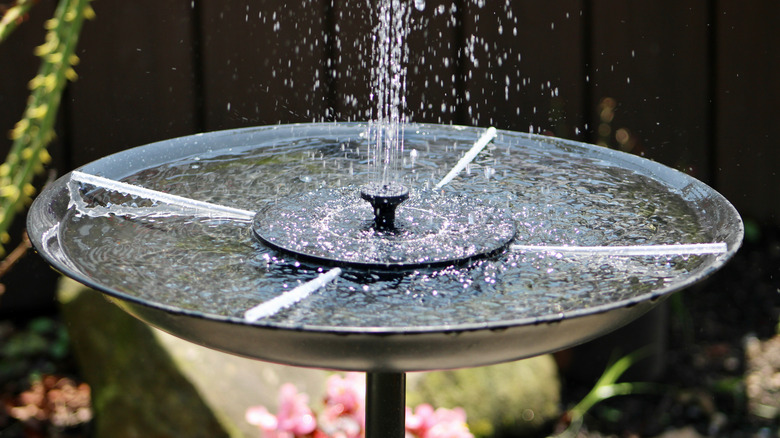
2, 0, 779, 225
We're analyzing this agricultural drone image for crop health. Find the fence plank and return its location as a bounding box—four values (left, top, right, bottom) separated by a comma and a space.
199, 0, 329, 130
461, 0, 586, 137
589, 2, 711, 180
328, 0, 372, 122
716, 2, 780, 223
404, 2, 461, 125
66, 0, 199, 167
328, 1, 460, 125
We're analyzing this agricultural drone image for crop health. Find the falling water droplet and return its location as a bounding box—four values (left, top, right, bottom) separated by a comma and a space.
414, 0, 425, 11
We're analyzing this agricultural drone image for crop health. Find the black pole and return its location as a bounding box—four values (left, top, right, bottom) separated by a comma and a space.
360, 183, 409, 232
366, 372, 406, 438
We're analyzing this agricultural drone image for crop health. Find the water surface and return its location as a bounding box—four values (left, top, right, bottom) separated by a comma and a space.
59, 125, 716, 330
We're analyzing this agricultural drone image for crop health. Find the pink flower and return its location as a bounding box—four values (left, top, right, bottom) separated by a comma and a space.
247, 383, 317, 438
246, 374, 473, 438
405, 404, 435, 434
324, 373, 365, 416
425, 409, 472, 438
245, 405, 279, 436
277, 384, 318, 436
318, 414, 362, 438
405, 404, 473, 438
320, 373, 366, 438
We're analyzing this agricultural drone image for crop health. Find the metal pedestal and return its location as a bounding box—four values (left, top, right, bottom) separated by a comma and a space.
366, 372, 406, 438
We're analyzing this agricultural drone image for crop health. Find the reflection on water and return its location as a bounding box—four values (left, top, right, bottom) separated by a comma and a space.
60, 125, 714, 330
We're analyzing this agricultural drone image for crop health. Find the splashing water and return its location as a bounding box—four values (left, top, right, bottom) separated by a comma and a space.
367, 0, 411, 187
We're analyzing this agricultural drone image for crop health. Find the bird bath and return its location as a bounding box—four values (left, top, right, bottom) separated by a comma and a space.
27, 122, 742, 437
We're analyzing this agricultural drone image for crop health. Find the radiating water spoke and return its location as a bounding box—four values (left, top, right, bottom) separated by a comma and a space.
510, 242, 728, 256
244, 268, 342, 322
436, 127, 497, 188
68, 171, 256, 221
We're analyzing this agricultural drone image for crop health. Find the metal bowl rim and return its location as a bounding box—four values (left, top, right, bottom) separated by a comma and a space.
28, 122, 744, 337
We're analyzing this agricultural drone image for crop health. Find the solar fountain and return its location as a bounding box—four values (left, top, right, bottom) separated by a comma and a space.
27, 121, 742, 437
26, 1, 742, 436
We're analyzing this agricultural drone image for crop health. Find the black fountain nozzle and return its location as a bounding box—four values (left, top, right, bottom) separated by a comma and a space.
360, 182, 409, 232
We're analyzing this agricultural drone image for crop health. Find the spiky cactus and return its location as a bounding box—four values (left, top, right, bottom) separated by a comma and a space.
0, 0, 95, 254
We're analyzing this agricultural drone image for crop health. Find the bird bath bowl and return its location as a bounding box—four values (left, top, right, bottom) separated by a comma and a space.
27, 122, 743, 437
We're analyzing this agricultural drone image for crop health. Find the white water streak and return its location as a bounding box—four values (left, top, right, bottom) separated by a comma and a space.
244, 267, 342, 322
510, 242, 728, 256
69, 171, 256, 221
436, 127, 498, 188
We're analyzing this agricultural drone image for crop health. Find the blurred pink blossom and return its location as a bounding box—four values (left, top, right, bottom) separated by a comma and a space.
246, 374, 472, 438
245, 406, 279, 436
405, 404, 473, 438
324, 374, 365, 419
246, 383, 317, 438
320, 373, 365, 438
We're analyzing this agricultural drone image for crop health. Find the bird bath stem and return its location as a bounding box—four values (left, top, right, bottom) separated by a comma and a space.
366, 372, 407, 438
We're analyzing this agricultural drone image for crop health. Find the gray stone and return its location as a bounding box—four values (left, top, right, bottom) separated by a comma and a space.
59, 277, 561, 437
407, 356, 561, 437
58, 277, 328, 438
